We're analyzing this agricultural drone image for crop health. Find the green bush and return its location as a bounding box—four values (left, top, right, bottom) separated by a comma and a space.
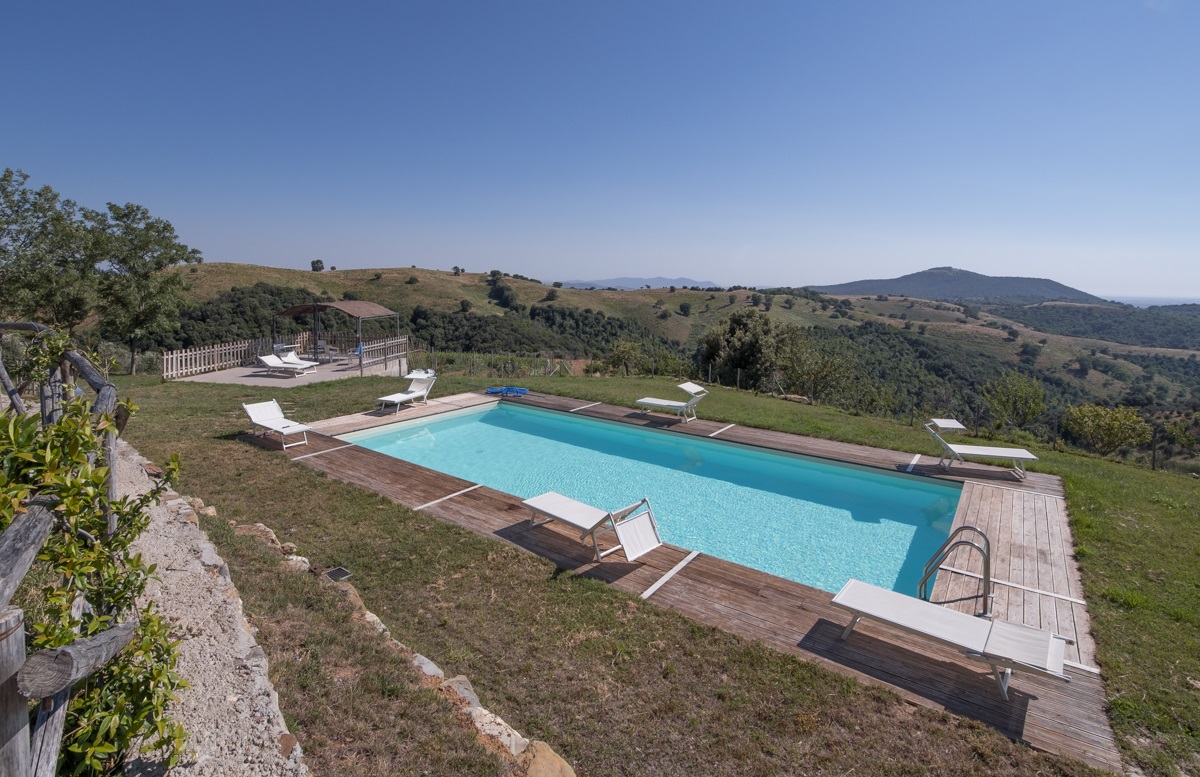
2, 334, 187, 774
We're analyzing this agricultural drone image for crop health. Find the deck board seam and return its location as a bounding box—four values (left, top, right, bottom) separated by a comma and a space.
414, 484, 483, 510
641, 550, 701, 599
939, 566, 1086, 605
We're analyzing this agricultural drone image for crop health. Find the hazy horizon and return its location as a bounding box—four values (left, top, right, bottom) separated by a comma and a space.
6, 2, 1197, 298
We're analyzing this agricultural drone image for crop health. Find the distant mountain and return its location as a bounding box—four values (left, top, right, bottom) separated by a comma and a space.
810, 267, 1103, 305
560, 276, 718, 290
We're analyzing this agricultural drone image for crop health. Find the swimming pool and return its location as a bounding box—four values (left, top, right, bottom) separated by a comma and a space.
340, 403, 960, 594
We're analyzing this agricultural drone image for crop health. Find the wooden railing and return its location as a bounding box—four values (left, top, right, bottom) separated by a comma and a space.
356, 336, 409, 376
0, 323, 137, 777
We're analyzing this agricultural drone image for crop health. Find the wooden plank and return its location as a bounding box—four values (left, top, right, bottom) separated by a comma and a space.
1, 607, 30, 777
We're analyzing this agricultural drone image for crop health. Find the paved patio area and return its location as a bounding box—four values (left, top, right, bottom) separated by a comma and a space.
176, 359, 404, 387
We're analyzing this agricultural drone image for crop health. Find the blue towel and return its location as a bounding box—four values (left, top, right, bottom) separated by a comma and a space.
487, 386, 529, 396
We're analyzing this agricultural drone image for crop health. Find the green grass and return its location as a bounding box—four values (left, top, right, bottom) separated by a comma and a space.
114, 373, 1199, 775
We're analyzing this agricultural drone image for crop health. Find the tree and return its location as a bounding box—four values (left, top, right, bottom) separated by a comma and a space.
697, 309, 778, 389
406, 275, 419, 284
604, 340, 647, 376
1064, 404, 1152, 456
544, 288, 559, 302
552, 281, 563, 288
678, 301, 692, 317
777, 327, 855, 403
311, 259, 324, 272
95, 203, 202, 373
983, 370, 1044, 431
0, 169, 99, 332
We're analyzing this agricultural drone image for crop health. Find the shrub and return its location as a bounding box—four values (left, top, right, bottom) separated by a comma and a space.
1064, 404, 1152, 456
1, 333, 187, 773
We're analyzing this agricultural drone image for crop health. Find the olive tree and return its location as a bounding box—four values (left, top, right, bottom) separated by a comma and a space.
1064, 404, 1152, 456
983, 370, 1045, 431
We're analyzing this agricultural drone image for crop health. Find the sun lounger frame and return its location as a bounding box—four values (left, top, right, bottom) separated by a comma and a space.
257, 353, 316, 377
832, 579, 1071, 700
522, 491, 662, 562
924, 420, 1037, 479
242, 399, 312, 448
635, 381, 709, 423
377, 370, 436, 413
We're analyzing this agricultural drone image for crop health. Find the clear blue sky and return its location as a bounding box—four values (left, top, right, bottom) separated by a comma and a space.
6, 1, 1197, 297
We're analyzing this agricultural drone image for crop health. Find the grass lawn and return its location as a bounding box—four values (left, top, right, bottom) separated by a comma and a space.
115, 373, 1198, 776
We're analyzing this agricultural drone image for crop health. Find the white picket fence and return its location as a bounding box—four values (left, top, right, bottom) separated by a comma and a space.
162, 338, 278, 379
162, 333, 417, 380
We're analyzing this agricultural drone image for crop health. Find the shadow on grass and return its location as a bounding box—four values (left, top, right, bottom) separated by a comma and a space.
799, 618, 1038, 740
492, 520, 649, 585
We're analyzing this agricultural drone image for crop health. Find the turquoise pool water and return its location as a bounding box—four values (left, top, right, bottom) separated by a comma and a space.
340, 404, 959, 594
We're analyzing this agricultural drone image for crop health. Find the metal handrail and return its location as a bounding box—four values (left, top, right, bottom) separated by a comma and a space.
918, 525, 993, 618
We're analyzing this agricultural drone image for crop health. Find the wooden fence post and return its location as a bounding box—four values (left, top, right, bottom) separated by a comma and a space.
1, 607, 30, 777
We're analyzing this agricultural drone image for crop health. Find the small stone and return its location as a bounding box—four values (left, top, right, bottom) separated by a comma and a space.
526, 741, 576, 777
334, 581, 364, 609
199, 505, 218, 518
356, 610, 390, 637
280, 542, 297, 554
278, 733, 299, 758
226, 694, 239, 706
440, 675, 480, 708
234, 523, 282, 550
143, 462, 165, 479
466, 706, 529, 756
189, 497, 205, 510
228, 519, 237, 526
281, 555, 310, 572
412, 654, 444, 679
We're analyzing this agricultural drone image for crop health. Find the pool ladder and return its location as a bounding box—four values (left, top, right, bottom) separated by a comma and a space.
918, 526, 993, 619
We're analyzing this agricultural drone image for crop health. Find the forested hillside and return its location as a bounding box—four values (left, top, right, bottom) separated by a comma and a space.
151, 262, 1199, 470
810, 266, 1101, 303
991, 302, 1200, 349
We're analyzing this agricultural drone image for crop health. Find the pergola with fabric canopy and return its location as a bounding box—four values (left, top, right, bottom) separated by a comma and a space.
273, 300, 404, 376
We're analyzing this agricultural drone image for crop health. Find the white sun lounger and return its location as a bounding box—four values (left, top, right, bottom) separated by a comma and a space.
635, 381, 709, 423
832, 579, 1071, 700
242, 399, 312, 449
378, 370, 436, 413
279, 351, 319, 370
924, 419, 1037, 479
522, 491, 663, 562
257, 353, 315, 376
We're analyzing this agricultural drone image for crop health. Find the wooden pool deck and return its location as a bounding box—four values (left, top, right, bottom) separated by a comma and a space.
269, 391, 1121, 772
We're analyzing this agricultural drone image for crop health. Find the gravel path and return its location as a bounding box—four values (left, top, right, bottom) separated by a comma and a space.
117, 441, 307, 776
